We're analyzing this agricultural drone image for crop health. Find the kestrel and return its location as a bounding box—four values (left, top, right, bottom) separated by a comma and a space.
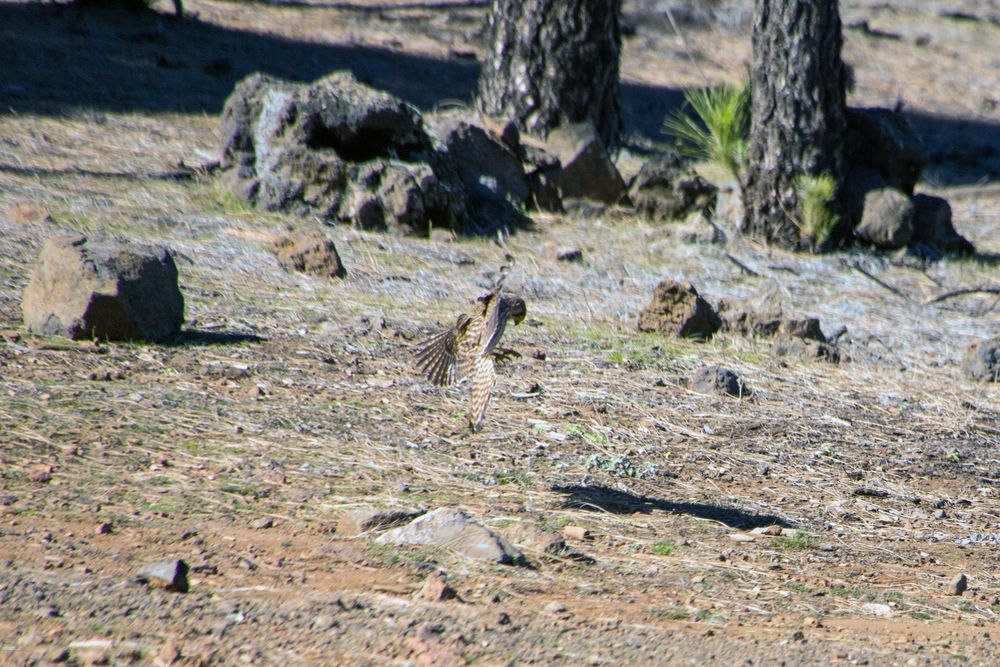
415, 259, 526, 432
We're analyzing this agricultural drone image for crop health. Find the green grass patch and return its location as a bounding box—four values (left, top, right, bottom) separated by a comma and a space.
646, 606, 689, 620
650, 541, 677, 556
773, 530, 816, 550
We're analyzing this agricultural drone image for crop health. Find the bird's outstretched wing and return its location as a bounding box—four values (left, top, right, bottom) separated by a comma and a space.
414, 314, 471, 386
468, 354, 497, 432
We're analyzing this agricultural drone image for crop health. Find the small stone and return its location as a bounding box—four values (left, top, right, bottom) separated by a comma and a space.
337, 507, 425, 537
729, 533, 754, 542
35, 606, 59, 618
250, 517, 274, 530
96, 522, 112, 535
556, 248, 583, 262
803, 616, 821, 628
420, 574, 457, 602
562, 525, 589, 541
311, 614, 337, 631
949, 573, 968, 596
137, 559, 189, 593
544, 600, 568, 614
503, 522, 567, 555
29, 465, 53, 483
156, 639, 181, 666
861, 603, 892, 617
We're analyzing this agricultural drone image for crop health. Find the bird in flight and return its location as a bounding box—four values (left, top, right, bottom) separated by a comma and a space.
414, 256, 526, 432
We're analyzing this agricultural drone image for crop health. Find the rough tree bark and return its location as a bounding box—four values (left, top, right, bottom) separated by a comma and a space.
476, 0, 623, 149
742, 0, 848, 248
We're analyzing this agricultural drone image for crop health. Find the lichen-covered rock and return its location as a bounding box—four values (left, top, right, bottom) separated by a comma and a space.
22, 234, 184, 342
637, 280, 721, 339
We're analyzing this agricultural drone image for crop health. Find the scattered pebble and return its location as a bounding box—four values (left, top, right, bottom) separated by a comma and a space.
96, 522, 112, 535
562, 525, 589, 541
28, 465, 53, 483
136, 559, 189, 593
556, 247, 583, 262
250, 517, 274, 530
157, 639, 181, 665
544, 600, 568, 614
420, 574, 457, 602
861, 603, 892, 617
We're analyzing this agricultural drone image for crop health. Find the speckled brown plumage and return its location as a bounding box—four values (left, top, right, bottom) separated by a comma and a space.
415, 264, 526, 432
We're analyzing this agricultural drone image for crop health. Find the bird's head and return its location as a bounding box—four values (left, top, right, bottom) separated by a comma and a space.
504, 296, 527, 326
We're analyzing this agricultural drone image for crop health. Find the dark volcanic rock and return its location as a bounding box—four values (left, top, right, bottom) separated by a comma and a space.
911, 193, 975, 256
628, 152, 718, 222
637, 280, 721, 339
845, 107, 926, 195
219, 71, 469, 235
692, 365, 750, 397
272, 230, 346, 278
962, 336, 1000, 382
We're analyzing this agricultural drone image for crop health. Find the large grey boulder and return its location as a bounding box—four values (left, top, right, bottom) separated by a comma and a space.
855, 188, 914, 249
628, 152, 717, 222
375, 508, 523, 564
544, 122, 627, 205
22, 235, 184, 343
424, 113, 532, 232
219, 72, 468, 236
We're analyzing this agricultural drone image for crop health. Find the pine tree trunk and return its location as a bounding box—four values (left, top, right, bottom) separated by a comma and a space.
742, 0, 847, 248
476, 0, 623, 148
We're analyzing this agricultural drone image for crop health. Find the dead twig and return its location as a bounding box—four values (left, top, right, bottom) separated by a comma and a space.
725, 253, 760, 277
850, 262, 912, 302
926, 285, 1000, 304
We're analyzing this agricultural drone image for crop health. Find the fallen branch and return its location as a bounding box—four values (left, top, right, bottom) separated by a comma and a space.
927, 286, 1000, 304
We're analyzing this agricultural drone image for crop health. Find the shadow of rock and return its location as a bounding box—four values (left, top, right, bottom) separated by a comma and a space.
171, 329, 266, 346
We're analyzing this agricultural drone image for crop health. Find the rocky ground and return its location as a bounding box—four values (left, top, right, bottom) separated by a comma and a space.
1, 0, 1000, 665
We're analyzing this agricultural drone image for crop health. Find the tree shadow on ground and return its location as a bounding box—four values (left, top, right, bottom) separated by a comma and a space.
552, 484, 793, 530
1, 3, 997, 185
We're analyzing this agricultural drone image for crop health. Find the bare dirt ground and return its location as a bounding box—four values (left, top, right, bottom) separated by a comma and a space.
1, 0, 1000, 664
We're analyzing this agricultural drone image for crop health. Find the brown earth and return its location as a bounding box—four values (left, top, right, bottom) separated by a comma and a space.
1, 0, 1000, 665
